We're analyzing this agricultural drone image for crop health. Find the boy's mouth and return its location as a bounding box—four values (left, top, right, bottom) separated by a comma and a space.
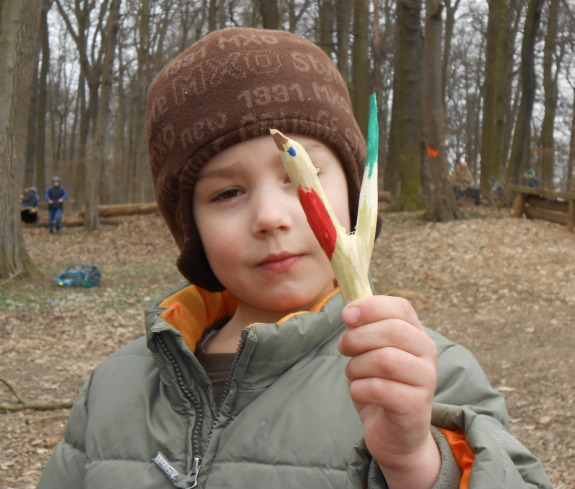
258, 252, 301, 272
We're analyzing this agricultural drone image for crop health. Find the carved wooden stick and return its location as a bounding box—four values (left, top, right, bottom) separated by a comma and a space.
271, 94, 379, 304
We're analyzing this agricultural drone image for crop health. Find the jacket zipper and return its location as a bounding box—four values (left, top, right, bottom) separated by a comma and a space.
156, 336, 205, 488
218, 330, 248, 412
188, 332, 248, 471
155, 332, 248, 487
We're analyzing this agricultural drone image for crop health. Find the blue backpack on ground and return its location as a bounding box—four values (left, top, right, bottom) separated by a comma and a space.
56, 264, 101, 288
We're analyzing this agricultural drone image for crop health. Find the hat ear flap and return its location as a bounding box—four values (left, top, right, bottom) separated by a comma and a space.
176, 212, 225, 292
177, 246, 225, 292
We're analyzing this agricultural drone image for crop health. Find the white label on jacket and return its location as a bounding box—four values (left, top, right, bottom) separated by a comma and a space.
153, 452, 179, 481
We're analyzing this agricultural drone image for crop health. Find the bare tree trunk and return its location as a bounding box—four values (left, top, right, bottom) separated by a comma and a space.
388, 0, 424, 210
208, 0, 218, 31
133, 0, 151, 203
501, 0, 523, 169
372, 0, 385, 187
74, 75, 89, 200
108, 33, 125, 205
55, 0, 88, 205
384, 75, 400, 196
0, 0, 42, 279
566, 85, 575, 192
372, 0, 394, 193
506, 0, 545, 186
335, 0, 351, 84
318, 0, 334, 57
25, 61, 39, 187
441, 0, 461, 103
480, 0, 513, 194
351, 0, 370, 136
422, 0, 459, 221
540, 0, 560, 188
85, 0, 122, 230
34, 0, 53, 193
260, 0, 280, 29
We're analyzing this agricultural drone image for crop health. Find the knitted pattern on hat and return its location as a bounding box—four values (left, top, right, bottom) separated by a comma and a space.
147, 27, 366, 291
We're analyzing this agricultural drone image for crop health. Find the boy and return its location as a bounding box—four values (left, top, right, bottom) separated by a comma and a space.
44, 176, 67, 233
37, 28, 551, 488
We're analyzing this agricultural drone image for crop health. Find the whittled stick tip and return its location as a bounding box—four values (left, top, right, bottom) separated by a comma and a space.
270, 129, 289, 150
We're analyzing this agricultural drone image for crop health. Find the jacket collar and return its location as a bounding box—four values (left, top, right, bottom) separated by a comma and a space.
145, 283, 342, 355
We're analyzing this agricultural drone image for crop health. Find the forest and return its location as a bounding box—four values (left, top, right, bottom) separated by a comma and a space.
1, 0, 575, 280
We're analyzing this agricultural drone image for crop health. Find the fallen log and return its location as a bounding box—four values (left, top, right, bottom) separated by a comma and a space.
30, 218, 121, 228
77, 202, 158, 218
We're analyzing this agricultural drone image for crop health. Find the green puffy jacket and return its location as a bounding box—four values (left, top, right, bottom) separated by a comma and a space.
37, 285, 552, 489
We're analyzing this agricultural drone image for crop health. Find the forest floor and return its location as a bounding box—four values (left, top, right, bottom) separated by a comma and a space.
0, 206, 573, 488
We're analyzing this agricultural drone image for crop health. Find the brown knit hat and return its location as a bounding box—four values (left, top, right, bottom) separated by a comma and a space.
146, 27, 366, 291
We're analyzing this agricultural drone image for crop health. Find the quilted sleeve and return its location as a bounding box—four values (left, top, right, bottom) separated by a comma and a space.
431, 330, 553, 489
36, 378, 90, 489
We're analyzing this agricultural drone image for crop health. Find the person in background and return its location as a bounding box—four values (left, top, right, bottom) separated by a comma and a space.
20, 186, 40, 224
523, 169, 540, 188
45, 176, 67, 234
449, 161, 481, 205
488, 176, 505, 206
37, 28, 552, 489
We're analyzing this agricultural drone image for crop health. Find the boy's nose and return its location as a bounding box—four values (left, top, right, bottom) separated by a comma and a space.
251, 189, 294, 236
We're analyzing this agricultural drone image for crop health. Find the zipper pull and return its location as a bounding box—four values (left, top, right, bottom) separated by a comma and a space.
188, 456, 202, 488
153, 452, 202, 489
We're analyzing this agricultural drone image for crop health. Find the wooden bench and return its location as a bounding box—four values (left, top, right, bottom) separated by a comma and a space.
508, 184, 575, 232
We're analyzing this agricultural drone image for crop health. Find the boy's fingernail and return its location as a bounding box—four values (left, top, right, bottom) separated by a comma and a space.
343, 306, 360, 326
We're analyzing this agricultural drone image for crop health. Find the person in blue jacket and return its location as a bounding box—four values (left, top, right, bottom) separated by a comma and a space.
45, 176, 67, 234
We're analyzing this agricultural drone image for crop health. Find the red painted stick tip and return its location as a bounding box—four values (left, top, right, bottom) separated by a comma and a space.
298, 187, 337, 259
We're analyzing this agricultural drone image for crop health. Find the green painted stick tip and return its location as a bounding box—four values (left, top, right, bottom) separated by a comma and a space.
366, 93, 379, 178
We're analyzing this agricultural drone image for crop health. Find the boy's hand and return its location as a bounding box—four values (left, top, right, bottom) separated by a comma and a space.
338, 295, 441, 489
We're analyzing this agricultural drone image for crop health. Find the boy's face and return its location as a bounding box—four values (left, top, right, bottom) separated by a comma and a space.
194, 134, 350, 323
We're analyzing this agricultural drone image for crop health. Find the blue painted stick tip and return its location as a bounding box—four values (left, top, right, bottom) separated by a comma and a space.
288, 146, 297, 157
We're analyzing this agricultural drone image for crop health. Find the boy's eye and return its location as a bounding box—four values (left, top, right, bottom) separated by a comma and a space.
211, 187, 242, 202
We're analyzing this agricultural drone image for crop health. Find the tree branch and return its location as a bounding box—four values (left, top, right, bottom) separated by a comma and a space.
0, 377, 73, 412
